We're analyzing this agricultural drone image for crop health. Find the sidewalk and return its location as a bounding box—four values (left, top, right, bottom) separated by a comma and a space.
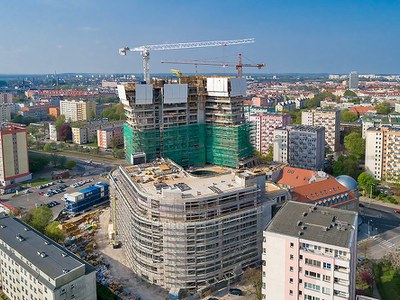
360, 196, 400, 210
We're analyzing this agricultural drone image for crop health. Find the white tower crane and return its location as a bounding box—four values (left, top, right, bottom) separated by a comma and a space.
119, 38, 255, 83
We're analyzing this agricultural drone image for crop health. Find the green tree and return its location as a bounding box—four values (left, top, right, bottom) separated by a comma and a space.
305, 92, 337, 108
65, 160, 77, 169
55, 115, 66, 128
344, 132, 365, 159
376, 102, 391, 115
358, 172, 379, 196
28, 206, 53, 233
341, 109, 358, 122
101, 103, 126, 121
344, 90, 357, 97
29, 152, 50, 172
89, 110, 96, 120
43, 143, 52, 152
44, 221, 65, 243
50, 153, 60, 167
332, 155, 362, 179
58, 155, 67, 168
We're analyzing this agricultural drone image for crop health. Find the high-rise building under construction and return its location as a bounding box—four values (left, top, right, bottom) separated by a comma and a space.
117, 76, 253, 168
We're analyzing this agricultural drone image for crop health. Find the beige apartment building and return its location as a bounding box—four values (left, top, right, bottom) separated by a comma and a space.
97, 124, 123, 149
365, 126, 400, 181
60, 100, 96, 122
302, 109, 340, 152
0, 213, 96, 300
263, 201, 358, 300
0, 124, 31, 192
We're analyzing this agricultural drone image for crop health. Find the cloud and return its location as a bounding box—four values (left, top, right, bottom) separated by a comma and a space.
79, 26, 100, 32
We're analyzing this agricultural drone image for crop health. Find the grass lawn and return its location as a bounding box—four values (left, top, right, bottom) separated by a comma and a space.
29, 178, 52, 187
375, 263, 400, 300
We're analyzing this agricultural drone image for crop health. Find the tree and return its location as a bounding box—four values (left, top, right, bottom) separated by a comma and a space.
344, 90, 357, 97
29, 152, 50, 172
358, 172, 379, 192
384, 247, 400, 270
44, 221, 65, 243
28, 206, 53, 233
89, 110, 96, 120
305, 92, 337, 108
376, 102, 391, 115
43, 143, 52, 152
55, 115, 66, 128
341, 109, 358, 122
66, 160, 77, 170
50, 153, 60, 167
57, 124, 72, 142
344, 132, 365, 159
102, 103, 126, 121
332, 155, 362, 179
58, 155, 67, 168
243, 268, 263, 300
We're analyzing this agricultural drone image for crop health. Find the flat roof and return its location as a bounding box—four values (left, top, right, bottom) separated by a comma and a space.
0, 213, 94, 280
265, 201, 357, 248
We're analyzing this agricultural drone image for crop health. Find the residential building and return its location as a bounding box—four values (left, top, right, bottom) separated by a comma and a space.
21, 104, 58, 120
349, 71, 359, 89
395, 103, 400, 113
275, 98, 306, 112
71, 120, 123, 145
302, 109, 340, 152
118, 76, 252, 168
365, 126, 400, 181
0, 93, 13, 103
361, 114, 400, 138
262, 201, 358, 300
49, 123, 59, 141
0, 104, 12, 122
0, 124, 31, 193
49, 107, 60, 118
0, 213, 96, 300
273, 125, 325, 170
97, 124, 124, 149
275, 166, 330, 189
290, 177, 359, 211
60, 100, 96, 122
349, 106, 377, 117
110, 159, 285, 296
249, 113, 291, 153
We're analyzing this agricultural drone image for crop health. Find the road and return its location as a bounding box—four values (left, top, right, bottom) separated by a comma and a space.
358, 199, 400, 260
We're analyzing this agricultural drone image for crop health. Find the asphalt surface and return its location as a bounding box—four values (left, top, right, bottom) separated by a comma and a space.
358, 200, 400, 260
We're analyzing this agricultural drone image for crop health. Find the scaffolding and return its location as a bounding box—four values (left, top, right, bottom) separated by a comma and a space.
206, 124, 253, 168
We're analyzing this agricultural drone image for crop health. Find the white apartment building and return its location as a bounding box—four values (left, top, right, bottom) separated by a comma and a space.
263, 201, 358, 300
0, 104, 12, 122
0, 93, 13, 104
0, 213, 96, 300
60, 100, 96, 122
349, 72, 359, 90
273, 125, 325, 170
365, 126, 400, 181
302, 109, 340, 152
249, 113, 291, 153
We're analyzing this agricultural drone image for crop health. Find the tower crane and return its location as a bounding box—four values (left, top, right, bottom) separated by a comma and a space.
161, 53, 265, 78
119, 38, 255, 83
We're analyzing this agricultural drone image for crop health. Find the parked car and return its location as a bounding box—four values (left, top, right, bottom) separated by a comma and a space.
229, 288, 243, 296
394, 209, 400, 214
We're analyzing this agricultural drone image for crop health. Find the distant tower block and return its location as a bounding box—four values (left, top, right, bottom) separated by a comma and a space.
349, 71, 359, 89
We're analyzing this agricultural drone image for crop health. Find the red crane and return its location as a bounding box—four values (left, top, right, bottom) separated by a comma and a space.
161, 53, 265, 78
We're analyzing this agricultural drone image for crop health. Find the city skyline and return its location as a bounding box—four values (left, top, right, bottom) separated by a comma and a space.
1, 0, 399, 75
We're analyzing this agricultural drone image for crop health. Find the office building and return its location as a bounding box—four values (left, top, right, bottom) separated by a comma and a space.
110, 159, 285, 295
0, 124, 31, 193
249, 113, 291, 153
349, 71, 359, 90
60, 100, 96, 122
0, 213, 96, 300
273, 125, 325, 170
262, 201, 358, 300
302, 109, 340, 152
117, 76, 252, 168
365, 126, 400, 181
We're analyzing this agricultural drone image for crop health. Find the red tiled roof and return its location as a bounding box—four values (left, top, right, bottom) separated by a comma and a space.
277, 166, 329, 188
291, 177, 357, 204
349, 106, 377, 115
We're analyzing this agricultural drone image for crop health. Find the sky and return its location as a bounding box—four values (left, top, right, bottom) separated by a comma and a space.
1, 0, 399, 75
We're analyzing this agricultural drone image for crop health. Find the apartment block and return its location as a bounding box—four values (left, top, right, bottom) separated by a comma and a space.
273, 125, 325, 170
0, 213, 96, 300
0, 124, 31, 192
71, 120, 123, 145
49, 107, 60, 118
0, 104, 12, 122
60, 100, 96, 122
262, 201, 358, 300
0, 93, 13, 104
302, 109, 340, 152
110, 159, 285, 295
365, 126, 400, 181
97, 124, 123, 149
349, 71, 359, 90
249, 113, 291, 153
118, 76, 252, 168
361, 114, 400, 138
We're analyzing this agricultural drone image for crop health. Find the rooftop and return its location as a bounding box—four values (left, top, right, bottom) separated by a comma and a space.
265, 201, 357, 248
0, 213, 94, 281
277, 166, 330, 188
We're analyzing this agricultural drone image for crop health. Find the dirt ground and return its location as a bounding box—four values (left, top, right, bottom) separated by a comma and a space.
96, 208, 168, 300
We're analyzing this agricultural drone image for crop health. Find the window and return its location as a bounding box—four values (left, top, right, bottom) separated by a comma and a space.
289, 290, 293, 296
305, 295, 320, 300
323, 262, 331, 270
290, 266, 293, 272
290, 242, 294, 248
323, 275, 331, 282
289, 278, 293, 284
322, 287, 330, 295
305, 258, 321, 268
290, 254, 294, 260
304, 282, 320, 292
305, 270, 320, 279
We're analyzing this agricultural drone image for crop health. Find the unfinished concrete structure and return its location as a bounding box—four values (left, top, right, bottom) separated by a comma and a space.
117, 76, 253, 168
110, 159, 287, 295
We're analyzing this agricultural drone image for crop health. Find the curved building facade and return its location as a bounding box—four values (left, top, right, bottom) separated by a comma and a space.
110, 160, 282, 294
